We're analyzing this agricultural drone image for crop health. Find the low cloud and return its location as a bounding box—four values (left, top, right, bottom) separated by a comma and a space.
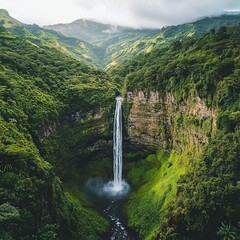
1, 0, 240, 28
129, 0, 240, 27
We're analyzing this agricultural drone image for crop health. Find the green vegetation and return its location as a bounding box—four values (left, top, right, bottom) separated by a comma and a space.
0, 26, 115, 239
45, 14, 240, 68
125, 150, 187, 239
125, 148, 199, 239
112, 25, 240, 104
0, 9, 104, 68
126, 127, 240, 240
158, 129, 240, 240
1, 8, 240, 240
112, 24, 240, 239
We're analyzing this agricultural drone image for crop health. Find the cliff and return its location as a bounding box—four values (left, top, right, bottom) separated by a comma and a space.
127, 90, 217, 150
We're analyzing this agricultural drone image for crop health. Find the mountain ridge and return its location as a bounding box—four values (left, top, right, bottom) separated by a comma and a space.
1, 9, 240, 69
43, 18, 132, 44
44, 13, 240, 68
0, 9, 21, 27
0, 9, 103, 67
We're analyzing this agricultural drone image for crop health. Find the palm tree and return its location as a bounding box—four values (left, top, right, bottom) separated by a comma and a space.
217, 222, 239, 240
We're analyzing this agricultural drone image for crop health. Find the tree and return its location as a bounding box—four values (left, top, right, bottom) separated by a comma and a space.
0, 203, 20, 222
217, 222, 240, 240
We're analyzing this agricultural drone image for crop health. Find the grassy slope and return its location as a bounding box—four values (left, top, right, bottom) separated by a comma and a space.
106, 14, 240, 69
126, 150, 190, 239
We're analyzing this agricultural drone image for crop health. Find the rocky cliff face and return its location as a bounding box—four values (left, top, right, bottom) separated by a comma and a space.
127, 90, 217, 150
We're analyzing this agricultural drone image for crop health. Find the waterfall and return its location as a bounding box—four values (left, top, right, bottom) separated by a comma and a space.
113, 96, 123, 190
94, 95, 129, 196
85, 98, 132, 240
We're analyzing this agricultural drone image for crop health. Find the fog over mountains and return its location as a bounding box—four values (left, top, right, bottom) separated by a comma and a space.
1, 0, 240, 27
1, 8, 240, 69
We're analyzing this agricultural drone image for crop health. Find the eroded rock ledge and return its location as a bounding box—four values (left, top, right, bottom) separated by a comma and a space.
127, 90, 217, 150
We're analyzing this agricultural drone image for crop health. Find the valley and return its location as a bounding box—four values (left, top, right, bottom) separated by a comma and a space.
1, 8, 240, 240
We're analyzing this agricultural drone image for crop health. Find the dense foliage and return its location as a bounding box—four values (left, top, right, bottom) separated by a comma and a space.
0, 27, 115, 239
1, 8, 240, 240
112, 25, 240, 239
113, 25, 240, 104
163, 129, 240, 240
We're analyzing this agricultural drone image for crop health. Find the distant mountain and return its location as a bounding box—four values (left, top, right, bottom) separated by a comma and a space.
44, 19, 160, 68
44, 19, 123, 43
45, 15, 240, 69
44, 19, 154, 44
1, 9, 240, 69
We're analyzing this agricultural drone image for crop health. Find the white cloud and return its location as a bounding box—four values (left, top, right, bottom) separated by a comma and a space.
1, 0, 240, 28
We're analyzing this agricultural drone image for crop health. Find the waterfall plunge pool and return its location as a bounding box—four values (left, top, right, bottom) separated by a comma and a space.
85, 178, 137, 240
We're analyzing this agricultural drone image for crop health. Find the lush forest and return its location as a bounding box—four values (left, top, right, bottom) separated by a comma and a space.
111, 25, 240, 239
1, 8, 240, 240
0, 27, 116, 239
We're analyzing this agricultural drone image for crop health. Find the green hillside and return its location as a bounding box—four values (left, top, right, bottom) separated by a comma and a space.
0, 9, 20, 28
0, 9, 103, 67
2, 9, 240, 69
24, 24, 103, 67
45, 14, 240, 68
0, 26, 115, 239
104, 14, 240, 68
112, 24, 240, 239
1, 8, 240, 240
44, 19, 160, 68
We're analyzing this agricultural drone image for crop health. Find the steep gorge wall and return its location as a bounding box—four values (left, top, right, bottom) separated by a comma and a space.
40, 107, 113, 178
124, 90, 218, 239
37, 89, 219, 240
126, 90, 217, 151
40, 88, 218, 167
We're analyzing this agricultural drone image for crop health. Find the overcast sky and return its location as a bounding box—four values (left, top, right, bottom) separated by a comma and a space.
1, 0, 240, 28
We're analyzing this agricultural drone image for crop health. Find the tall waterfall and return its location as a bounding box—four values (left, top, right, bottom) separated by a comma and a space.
86, 95, 129, 198
113, 96, 123, 190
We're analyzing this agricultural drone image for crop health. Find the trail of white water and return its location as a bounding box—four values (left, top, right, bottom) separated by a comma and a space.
84, 97, 134, 240
113, 96, 123, 189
